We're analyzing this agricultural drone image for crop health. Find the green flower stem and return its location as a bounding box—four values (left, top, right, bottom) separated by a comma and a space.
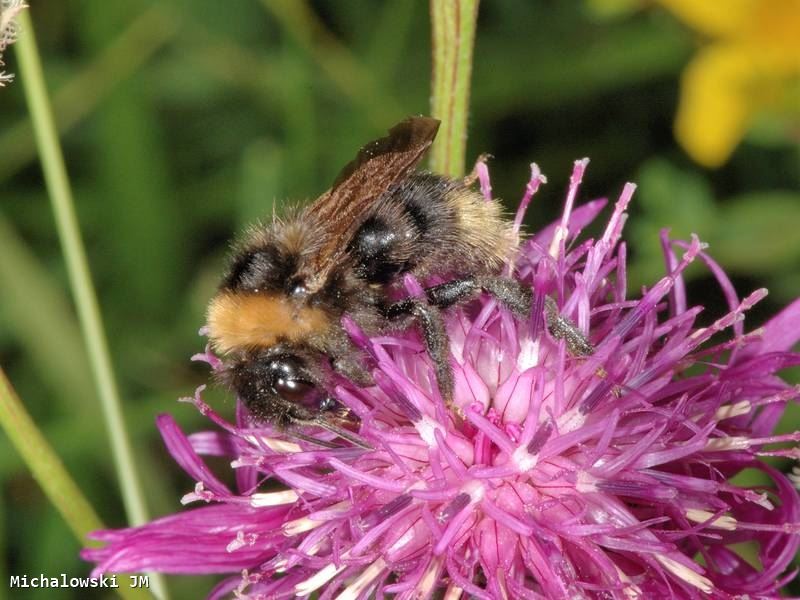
429, 0, 480, 177
0, 369, 103, 542
0, 369, 152, 600
15, 12, 168, 599
16, 6, 147, 529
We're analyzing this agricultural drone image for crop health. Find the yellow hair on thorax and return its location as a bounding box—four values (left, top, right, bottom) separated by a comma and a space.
207, 291, 329, 354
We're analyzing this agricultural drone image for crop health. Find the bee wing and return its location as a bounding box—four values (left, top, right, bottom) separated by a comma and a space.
303, 116, 440, 289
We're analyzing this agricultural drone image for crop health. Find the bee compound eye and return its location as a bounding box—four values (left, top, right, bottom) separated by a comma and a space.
273, 377, 325, 410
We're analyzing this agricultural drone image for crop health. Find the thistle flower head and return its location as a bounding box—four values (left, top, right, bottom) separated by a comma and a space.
83, 160, 800, 599
0, 0, 26, 86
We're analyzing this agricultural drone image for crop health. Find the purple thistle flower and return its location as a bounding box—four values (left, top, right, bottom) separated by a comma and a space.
83, 160, 800, 599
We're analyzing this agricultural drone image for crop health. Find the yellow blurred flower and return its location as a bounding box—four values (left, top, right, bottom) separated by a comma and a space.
590, 0, 800, 167
662, 0, 800, 167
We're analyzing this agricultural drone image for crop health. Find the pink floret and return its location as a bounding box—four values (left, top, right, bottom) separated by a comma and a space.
83, 160, 800, 599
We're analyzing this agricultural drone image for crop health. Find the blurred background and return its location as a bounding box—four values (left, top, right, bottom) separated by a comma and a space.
0, 1, 798, 598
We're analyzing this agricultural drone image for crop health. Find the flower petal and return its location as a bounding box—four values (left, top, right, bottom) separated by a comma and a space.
657, 0, 754, 38
675, 43, 756, 166
82, 504, 289, 576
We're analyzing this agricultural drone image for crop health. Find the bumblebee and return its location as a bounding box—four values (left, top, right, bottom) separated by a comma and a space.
207, 117, 533, 440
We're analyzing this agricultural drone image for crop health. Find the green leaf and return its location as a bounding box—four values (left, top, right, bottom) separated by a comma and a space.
237, 138, 282, 229
628, 158, 717, 287
710, 192, 800, 272
585, 0, 641, 19
636, 158, 716, 228
766, 269, 800, 304
0, 215, 95, 414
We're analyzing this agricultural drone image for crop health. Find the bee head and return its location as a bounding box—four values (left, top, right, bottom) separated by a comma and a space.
222, 349, 340, 427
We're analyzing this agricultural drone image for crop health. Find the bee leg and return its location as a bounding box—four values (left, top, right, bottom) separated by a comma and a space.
543, 296, 594, 356
424, 276, 532, 317
383, 299, 454, 409
324, 329, 374, 385
381, 277, 533, 415
332, 356, 373, 386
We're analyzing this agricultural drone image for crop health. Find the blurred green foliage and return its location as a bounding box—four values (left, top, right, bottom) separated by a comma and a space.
0, 1, 798, 598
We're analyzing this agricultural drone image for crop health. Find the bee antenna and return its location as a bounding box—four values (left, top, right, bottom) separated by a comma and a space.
306, 418, 373, 450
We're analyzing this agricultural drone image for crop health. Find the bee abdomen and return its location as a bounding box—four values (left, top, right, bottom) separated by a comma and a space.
389, 173, 516, 277
348, 172, 516, 287
348, 214, 410, 284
